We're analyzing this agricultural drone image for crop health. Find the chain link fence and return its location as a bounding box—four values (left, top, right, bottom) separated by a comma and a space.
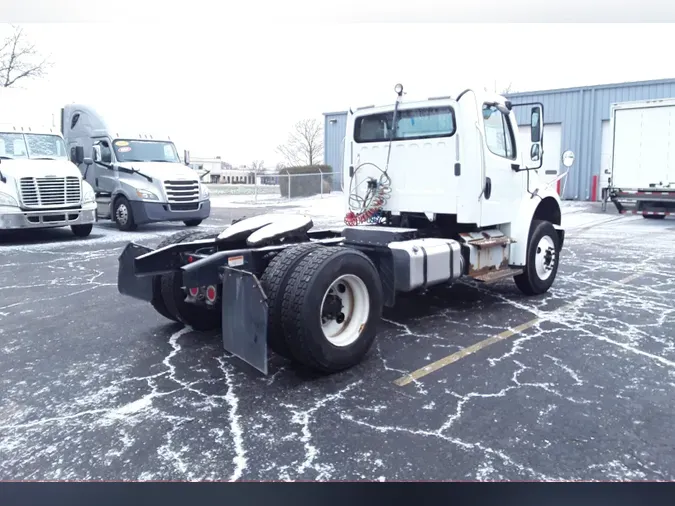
187, 156, 342, 204
211, 172, 337, 203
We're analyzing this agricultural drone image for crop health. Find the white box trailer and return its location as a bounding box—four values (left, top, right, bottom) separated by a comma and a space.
607, 97, 675, 218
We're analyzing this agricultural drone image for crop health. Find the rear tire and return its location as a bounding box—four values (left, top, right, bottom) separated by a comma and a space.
514, 220, 561, 296
280, 247, 383, 373
151, 229, 218, 323
643, 214, 666, 220
184, 219, 203, 227
71, 224, 93, 237
259, 242, 324, 358
160, 269, 222, 331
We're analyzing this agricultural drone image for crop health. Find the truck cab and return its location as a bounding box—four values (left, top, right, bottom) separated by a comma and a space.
0, 124, 97, 237
61, 104, 211, 231
343, 86, 564, 282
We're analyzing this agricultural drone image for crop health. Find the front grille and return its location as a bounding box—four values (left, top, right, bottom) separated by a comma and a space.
169, 203, 200, 212
20, 176, 81, 208
164, 180, 200, 203
26, 213, 80, 224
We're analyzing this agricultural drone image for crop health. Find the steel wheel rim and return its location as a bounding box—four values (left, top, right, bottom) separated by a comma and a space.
319, 274, 370, 347
535, 235, 556, 280
116, 203, 128, 225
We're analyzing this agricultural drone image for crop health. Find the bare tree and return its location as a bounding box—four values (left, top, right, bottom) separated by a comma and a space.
0, 25, 52, 88
250, 160, 265, 174
276, 118, 324, 167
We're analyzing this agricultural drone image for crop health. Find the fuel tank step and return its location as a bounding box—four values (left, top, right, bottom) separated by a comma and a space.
471, 267, 523, 283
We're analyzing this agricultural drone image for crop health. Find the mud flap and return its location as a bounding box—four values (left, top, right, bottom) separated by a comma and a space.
220, 267, 269, 375
553, 224, 565, 250
117, 243, 154, 302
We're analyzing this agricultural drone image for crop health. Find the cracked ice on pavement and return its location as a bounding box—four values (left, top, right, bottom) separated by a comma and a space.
1, 202, 674, 481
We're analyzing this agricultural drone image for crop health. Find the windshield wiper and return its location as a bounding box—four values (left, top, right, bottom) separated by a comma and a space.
31, 157, 57, 160
149, 159, 172, 163
118, 164, 153, 183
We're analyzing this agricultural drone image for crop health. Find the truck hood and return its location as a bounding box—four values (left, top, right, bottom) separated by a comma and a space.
117, 162, 201, 182
0, 158, 82, 180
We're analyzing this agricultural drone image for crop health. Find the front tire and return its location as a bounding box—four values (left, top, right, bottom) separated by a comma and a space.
71, 224, 93, 237
184, 219, 203, 227
113, 196, 137, 231
643, 214, 666, 220
280, 247, 383, 373
514, 220, 561, 296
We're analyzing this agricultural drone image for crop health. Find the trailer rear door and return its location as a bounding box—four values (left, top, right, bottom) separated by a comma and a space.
610, 99, 675, 190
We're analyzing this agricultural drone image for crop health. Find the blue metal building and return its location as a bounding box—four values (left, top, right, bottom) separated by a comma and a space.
323, 110, 349, 191
323, 78, 675, 200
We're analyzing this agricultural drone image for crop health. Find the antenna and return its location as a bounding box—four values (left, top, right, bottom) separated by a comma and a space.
384, 84, 404, 173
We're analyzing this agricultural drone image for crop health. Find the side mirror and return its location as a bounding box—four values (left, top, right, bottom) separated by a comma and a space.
530, 106, 543, 143
83, 157, 93, 166
71, 145, 85, 164
184, 149, 191, 166
562, 150, 575, 168
92, 145, 102, 162
527, 104, 544, 170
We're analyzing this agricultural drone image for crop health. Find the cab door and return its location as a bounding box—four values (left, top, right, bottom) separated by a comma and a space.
479, 103, 524, 227
91, 138, 117, 194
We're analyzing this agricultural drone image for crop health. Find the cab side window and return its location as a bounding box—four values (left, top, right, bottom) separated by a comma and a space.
98, 140, 112, 163
482, 104, 516, 160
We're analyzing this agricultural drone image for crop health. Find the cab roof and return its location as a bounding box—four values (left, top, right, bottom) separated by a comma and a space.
0, 123, 64, 137
349, 88, 510, 116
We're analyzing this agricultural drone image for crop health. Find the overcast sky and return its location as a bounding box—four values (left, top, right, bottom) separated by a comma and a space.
2, 22, 674, 167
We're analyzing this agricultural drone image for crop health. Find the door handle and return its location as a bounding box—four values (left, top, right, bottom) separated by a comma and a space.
484, 177, 492, 200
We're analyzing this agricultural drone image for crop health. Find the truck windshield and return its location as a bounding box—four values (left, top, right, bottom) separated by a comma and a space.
354, 106, 456, 143
113, 139, 180, 163
0, 132, 68, 160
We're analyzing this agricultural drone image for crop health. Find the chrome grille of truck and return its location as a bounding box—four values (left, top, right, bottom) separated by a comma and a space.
19, 177, 81, 208
164, 180, 200, 203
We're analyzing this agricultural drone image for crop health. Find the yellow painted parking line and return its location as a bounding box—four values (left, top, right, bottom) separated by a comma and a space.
393, 271, 645, 387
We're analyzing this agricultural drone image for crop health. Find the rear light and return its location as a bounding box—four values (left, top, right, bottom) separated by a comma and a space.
188, 287, 199, 297
205, 285, 217, 304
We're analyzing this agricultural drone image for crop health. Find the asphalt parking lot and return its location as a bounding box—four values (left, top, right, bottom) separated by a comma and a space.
1, 202, 674, 481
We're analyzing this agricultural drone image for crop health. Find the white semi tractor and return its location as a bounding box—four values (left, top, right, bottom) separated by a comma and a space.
606, 97, 675, 218
118, 84, 568, 376
0, 88, 97, 237
60, 104, 211, 231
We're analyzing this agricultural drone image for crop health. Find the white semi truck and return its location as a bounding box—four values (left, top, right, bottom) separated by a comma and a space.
117, 84, 567, 376
60, 104, 211, 231
0, 89, 97, 237
606, 97, 675, 218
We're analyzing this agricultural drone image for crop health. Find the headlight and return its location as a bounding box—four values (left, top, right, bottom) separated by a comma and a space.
200, 184, 210, 199
82, 182, 96, 204
136, 188, 159, 200
0, 191, 18, 207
